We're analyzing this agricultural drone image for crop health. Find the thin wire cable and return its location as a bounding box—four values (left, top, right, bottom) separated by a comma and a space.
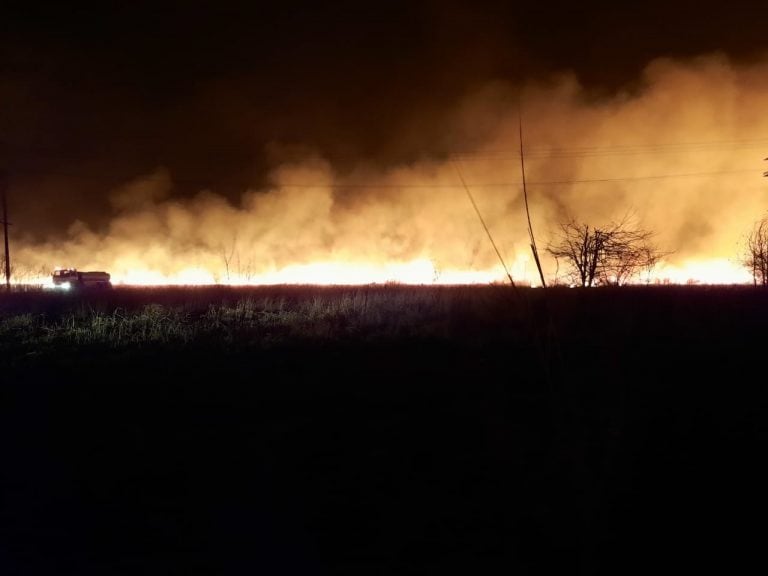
451, 137, 768, 160
5, 135, 768, 161
9, 166, 761, 188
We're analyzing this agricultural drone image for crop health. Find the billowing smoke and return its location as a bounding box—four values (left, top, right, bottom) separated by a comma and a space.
13, 54, 768, 285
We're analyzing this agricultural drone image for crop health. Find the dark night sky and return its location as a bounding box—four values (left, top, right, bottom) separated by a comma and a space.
2, 1, 767, 234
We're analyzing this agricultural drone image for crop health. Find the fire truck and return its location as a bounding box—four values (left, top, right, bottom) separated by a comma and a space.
52, 268, 112, 289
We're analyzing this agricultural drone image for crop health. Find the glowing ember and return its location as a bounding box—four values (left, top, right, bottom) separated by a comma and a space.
103, 260, 509, 286
12, 257, 757, 287
121, 267, 216, 286
650, 259, 752, 285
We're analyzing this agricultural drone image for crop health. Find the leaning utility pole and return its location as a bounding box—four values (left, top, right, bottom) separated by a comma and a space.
518, 104, 547, 288
1, 172, 10, 291
454, 159, 517, 288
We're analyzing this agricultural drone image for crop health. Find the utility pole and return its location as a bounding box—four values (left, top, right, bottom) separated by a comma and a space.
1, 172, 10, 292
518, 104, 547, 288
454, 159, 517, 288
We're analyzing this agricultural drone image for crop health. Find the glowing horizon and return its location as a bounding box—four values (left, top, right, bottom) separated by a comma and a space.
14, 256, 756, 288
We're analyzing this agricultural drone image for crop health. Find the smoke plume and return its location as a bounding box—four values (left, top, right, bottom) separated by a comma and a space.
14, 54, 768, 285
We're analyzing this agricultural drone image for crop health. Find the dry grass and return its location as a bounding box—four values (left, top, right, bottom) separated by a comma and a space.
0, 285, 525, 352
3, 283, 767, 361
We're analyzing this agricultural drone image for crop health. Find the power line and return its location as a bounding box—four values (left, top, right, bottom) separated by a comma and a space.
9, 166, 761, 189
525, 168, 759, 185
452, 138, 768, 160
4, 136, 768, 161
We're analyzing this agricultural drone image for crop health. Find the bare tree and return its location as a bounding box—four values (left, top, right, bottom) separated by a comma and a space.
743, 216, 768, 286
547, 215, 664, 287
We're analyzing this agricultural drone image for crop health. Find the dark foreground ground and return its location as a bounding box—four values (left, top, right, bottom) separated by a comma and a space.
1, 285, 767, 575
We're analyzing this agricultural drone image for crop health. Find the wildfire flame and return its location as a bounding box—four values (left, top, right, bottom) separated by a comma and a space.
9, 55, 768, 288
19, 257, 754, 287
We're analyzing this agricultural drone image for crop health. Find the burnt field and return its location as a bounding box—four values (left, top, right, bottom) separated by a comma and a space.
2, 284, 767, 574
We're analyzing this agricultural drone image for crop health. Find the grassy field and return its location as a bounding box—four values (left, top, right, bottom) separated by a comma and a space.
2, 285, 767, 574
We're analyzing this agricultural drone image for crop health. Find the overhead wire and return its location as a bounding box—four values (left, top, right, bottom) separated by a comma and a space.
7, 166, 762, 189
452, 138, 768, 160
2, 135, 766, 189
5, 135, 768, 160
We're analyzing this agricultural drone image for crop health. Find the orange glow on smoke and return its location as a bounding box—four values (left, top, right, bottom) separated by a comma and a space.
11, 56, 768, 289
